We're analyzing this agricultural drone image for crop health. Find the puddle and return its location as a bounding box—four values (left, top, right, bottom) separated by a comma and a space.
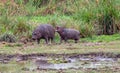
34, 57, 119, 70
0, 53, 120, 70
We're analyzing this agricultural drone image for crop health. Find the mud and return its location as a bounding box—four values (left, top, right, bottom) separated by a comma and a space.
0, 52, 120, 71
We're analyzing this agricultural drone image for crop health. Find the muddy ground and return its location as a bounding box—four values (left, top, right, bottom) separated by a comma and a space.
0, 41, 120, 73
0, 52, 120, 73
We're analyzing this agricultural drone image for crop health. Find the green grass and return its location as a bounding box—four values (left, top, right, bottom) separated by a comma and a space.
81, 34, 120, 42
30, 15, 71, 23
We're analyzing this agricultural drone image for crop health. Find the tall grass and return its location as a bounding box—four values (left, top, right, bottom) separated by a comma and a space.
73, 0, 119, 36
97, 0, 119, 35
0, 0, 120, 42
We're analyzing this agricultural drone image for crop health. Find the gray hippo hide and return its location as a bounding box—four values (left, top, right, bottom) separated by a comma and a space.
32, 24, 55, 44
56, 26, 80, 43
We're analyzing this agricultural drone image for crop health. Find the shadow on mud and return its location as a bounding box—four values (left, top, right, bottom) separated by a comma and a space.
0, 52, 120, 71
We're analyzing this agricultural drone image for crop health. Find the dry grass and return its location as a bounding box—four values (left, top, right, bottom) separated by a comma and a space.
0, 40, 120, 54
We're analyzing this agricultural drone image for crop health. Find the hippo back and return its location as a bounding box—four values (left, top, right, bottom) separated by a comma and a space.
38, 24, 55, 38
63, 29, 80, 39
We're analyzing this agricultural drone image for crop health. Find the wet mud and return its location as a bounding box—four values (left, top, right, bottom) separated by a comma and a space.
0, 52, 120, 71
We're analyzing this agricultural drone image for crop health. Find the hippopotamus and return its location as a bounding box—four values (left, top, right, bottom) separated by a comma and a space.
56, 26, 80, 43
32, 24, 55, 44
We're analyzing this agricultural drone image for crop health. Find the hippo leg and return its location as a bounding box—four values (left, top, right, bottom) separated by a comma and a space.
64, 37, 68, 43
37, 39, 40, 44
60, 37, 63, 44
50, 37, 54, 43
48, 38, 50, 42
45, 37, 49, 44
64, 39, 68, 43
75, 39, 78, 43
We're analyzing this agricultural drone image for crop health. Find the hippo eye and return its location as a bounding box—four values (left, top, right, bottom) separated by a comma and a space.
33, 33, 36, 35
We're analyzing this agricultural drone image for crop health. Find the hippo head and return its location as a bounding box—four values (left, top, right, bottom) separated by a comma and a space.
55, 26, 65, 33
32, 30, 41, 40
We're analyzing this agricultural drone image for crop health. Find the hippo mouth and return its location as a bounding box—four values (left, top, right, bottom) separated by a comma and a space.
32, 37, 36, 41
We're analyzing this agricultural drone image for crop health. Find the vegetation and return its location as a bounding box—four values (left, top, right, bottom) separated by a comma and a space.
0, 33, 16, 43
0, 38, 120, 73
0, 1, 120, 73
81, 34, 120, 42
0, 0, 120, 42
0, 32, 120, 54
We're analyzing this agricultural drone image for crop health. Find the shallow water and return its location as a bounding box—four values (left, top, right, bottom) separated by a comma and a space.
33, 57, 119, 70
0, 53, 120, 70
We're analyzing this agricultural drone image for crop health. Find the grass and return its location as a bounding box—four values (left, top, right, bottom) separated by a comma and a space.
0, 34, 120, 73
0, 26, 119, 55
0, 1, 120, 73
27, 15, 72, 26
0, 33, 120, 54
81, 34, 120, 42
0, 64, 118, 73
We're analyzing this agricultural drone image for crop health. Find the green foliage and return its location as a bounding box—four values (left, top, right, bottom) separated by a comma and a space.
5, 43, 22, 47
25, 0, 37, 16
81, 34, 120, 43
0, 33, 16, 43
13, 18, 32, 36
0, 0, 120, 41
97, 0, 119, 35
79, 22, 95, 37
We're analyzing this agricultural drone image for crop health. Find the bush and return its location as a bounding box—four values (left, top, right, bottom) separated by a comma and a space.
78, 22, 95, 38
0, 33, 16, 43
96, 0, 119, 35
12, 17, 32, 39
